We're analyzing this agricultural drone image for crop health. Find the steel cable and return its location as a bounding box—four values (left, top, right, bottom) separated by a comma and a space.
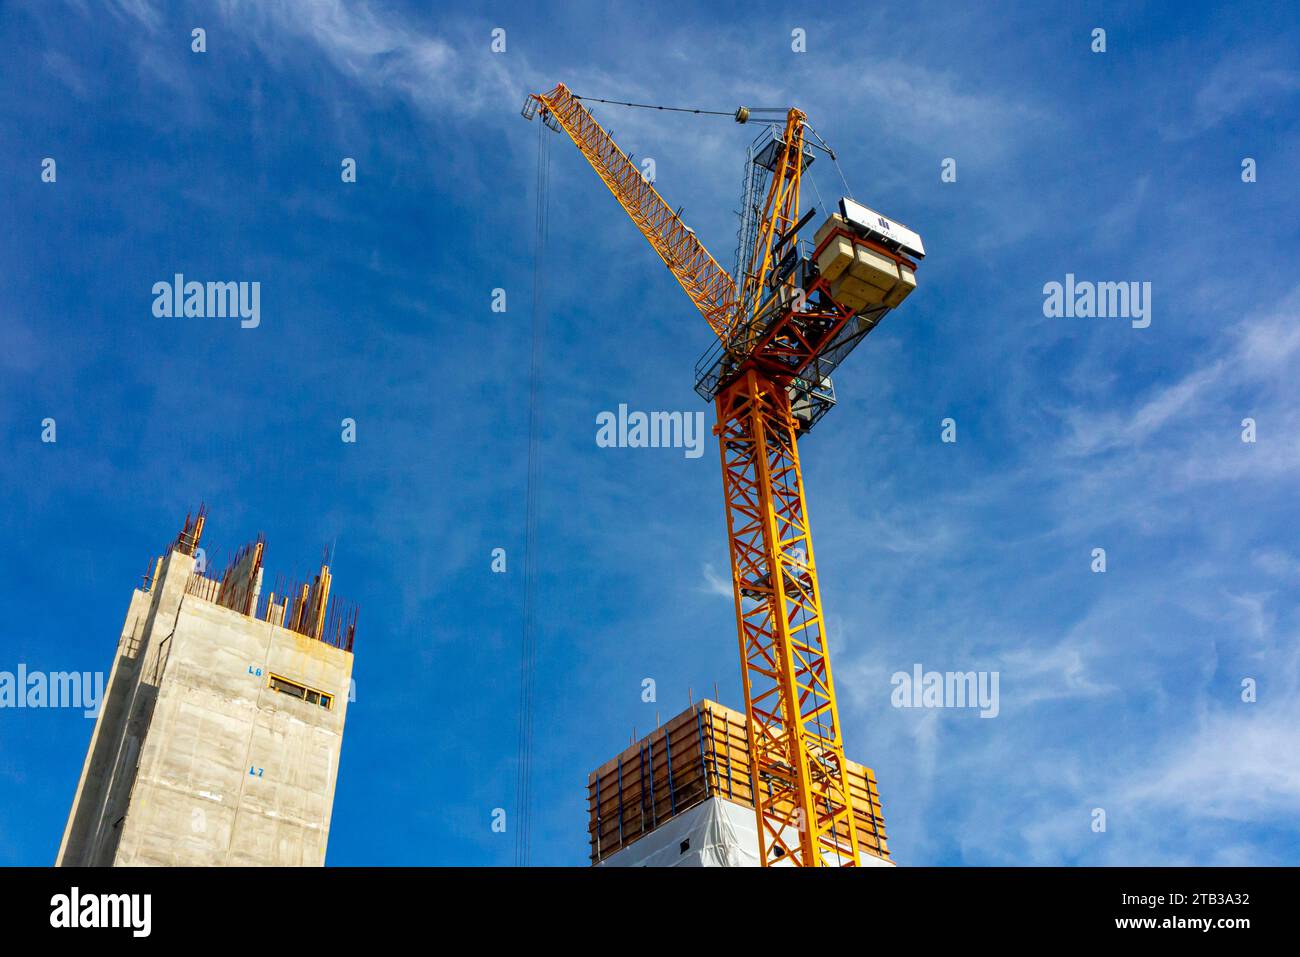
515, 120, 550, 866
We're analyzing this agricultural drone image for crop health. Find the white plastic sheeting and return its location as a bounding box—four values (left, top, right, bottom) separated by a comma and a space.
596, 797, 894, 868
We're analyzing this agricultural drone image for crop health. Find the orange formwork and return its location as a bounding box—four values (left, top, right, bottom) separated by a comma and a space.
587, 699, 888, 865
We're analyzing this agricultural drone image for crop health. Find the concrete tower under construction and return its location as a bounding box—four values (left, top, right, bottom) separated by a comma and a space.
57, 510, 357, 867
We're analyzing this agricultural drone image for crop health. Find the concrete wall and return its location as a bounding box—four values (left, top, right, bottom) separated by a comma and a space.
58, 551, 353, 867
113, 597, 352, 866
57, 548, 196, 865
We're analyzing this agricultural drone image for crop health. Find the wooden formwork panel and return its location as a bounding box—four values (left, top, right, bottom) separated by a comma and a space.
587, 700, 889, 864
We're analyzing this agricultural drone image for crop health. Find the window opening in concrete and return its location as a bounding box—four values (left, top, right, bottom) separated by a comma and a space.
268, 674, 333, 710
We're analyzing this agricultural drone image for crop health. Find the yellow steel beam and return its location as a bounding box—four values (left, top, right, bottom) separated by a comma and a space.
716, 368, 860, 866
735, 108, 806, 350
529, 84, 740, 340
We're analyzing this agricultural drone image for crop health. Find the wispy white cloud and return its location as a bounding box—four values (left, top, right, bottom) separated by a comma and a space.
217, 0, 525, 120
42, 50, 90, 98
699, 562, 732, 599
1185, 49, 1300, 137
998, 636, 1117, 709
1124, 706, 1300, 823
102, 0, 162, 31
1062, 285, 1300, 468
1252, 548, 1300, 580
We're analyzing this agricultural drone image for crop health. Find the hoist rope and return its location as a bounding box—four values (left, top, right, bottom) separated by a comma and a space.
805, 121, 855, 201
807, 166, 828, 221
515, 118, 550, 867
831, 154, 855, 203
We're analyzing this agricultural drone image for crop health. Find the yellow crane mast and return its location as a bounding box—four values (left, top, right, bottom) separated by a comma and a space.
524, 82, 922, 866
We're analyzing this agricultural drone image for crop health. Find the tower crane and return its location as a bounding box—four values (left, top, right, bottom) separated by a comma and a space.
523, 83, 923, 867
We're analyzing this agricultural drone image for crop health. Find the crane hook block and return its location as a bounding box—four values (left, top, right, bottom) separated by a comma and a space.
734, 106, 750, 124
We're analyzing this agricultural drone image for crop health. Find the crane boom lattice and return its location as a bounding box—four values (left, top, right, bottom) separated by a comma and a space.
526, 84, 738, 339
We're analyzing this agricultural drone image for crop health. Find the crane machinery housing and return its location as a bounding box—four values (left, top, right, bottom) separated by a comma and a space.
523, 82, 924, 867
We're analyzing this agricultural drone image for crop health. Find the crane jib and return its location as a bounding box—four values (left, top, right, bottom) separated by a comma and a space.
527, 84, 739, 341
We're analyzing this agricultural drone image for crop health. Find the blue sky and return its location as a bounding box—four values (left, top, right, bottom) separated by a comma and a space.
2, 0, 1298, 866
